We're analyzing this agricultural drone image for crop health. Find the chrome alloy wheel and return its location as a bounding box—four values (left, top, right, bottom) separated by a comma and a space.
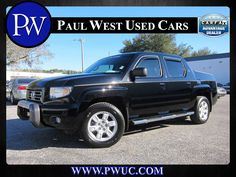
87, 111, 118, 142
198, 100, 209, 121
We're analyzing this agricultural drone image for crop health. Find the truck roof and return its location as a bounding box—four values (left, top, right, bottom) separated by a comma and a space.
119, 51, 182, 59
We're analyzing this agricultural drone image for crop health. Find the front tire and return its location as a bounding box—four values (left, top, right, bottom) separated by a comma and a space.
81, 102, 125, 148
190, 96, 210, 124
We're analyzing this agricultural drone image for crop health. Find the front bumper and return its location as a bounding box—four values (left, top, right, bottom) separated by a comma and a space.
17, 100, 80, 129
17, 100, 44, 127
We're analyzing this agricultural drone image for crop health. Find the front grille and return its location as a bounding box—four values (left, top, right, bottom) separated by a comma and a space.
27, 89, 43, 102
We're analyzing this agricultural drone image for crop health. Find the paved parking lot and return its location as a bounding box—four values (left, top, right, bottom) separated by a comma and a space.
6, 95, 230, 164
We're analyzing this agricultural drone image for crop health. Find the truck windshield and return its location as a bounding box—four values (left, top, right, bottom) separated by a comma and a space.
84, 54, 134, 74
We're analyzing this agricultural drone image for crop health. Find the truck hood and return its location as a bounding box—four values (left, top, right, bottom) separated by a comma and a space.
28, 73, 123, 88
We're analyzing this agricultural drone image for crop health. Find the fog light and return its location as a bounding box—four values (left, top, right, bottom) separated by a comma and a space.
50, 116, 61, 124
55, 117, 61, 124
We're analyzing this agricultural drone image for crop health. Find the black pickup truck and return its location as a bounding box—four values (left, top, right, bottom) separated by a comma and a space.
17, 52, 218, 147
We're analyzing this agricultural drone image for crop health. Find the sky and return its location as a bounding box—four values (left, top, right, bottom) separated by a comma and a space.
29, 6, 230, 71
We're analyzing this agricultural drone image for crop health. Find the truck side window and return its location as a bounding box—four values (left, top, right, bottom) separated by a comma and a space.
165, 58, 186, 78
136, 58, 162, 77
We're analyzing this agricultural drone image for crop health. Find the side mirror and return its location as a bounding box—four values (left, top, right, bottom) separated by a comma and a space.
131, 67, 148, 77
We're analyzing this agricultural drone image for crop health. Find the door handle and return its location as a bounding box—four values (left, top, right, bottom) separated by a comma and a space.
186, 82, 192, 88
160, 82, 166, 89
160, 82, 166, 86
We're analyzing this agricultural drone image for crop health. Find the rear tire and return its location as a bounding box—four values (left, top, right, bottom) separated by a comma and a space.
10, 93, 17, 105
81, 102, 125, 148
190, 96, 210, 124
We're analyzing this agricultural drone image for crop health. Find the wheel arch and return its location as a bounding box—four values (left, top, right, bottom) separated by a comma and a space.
193, 84, 213, 112
78, 88, 130, 131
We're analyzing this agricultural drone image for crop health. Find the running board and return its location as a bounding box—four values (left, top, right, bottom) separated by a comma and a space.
131, 111, 194, 125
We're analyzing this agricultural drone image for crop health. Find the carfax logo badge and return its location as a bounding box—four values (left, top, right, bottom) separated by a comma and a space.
199, 14, 229, 37
6, 1, 51, 48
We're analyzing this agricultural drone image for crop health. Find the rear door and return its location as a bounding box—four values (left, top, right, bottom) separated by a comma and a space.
162, 56, 194, 111
128, 55, 168, 115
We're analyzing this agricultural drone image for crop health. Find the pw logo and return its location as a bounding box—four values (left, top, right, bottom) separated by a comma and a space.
12, 14, 47, 36
6, 1, 51, 47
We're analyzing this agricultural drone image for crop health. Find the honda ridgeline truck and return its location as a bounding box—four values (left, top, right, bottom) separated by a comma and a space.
17, 52, 218, 147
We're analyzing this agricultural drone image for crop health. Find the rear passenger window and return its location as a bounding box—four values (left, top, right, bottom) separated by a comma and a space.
165, 58, 186, 78
136, 58, 162, 77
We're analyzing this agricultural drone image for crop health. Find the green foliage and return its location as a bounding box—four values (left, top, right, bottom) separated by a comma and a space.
120, 34, 215, 57
191, 47, 217, 57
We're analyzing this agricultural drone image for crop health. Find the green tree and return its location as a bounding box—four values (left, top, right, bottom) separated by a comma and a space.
191, 47, 217, 57
120, 34, 215, 57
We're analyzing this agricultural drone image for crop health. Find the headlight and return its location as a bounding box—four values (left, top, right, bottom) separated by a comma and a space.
50, 87, 72, 99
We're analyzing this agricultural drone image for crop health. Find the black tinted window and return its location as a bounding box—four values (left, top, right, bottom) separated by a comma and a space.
137, 58, 161, 77
84, 54, 134, 74
165, 59, 185, 77
17, 79, 36, 84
